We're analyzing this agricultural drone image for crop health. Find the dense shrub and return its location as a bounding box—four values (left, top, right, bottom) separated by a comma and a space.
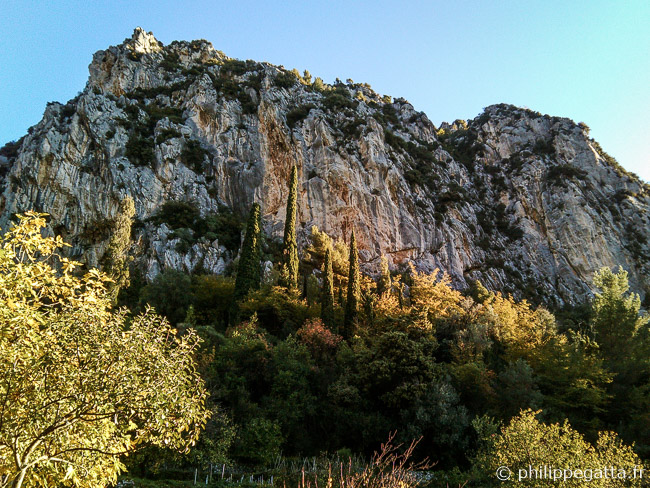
532, 137, 555, 155
143, 105, 184, 127
439, 127, 481, 170
149, 201, 243, 253
125, 134, 155, 166
159, 52, 182, 71
180, 139, 209, 172
139, 269, 193, 325
210, 73, 258, 114
220, 58, 258, 76
546, 164, 587, 186
274, 70, 298, 88
322, 92, 355, 111
155, 128, 181, 144
151, 201, 201, 230
0, 137, 24, 161
60, 103, 76, 120
286, 104, 316, 128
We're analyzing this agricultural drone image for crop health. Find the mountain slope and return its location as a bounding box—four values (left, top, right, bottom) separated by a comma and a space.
1, 27, 648, 306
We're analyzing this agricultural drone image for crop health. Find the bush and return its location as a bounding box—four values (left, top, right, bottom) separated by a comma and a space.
143, 105, 184, 127
160, 52, 182, 71
532, 137, 555, 155
125, 134, 155, 166
274, 70, 298, 88
191, 275, 235, 328
220, 58, 257, 76
139, 269, 194, 325
150, 202, 243, 253
180, 139, 209, 172
341, 117, 365, 139
210, 74, 258, 115
232, 417, 282, 466
286, 104, 315, 128
474, 409, 644, 487
322, 92, 355, 111
0, 137, 24, 161
60, 103, 76, 120
155, 128, 181, 144
151, 201, 201, 230
169, 227, 194, 253
196, 206, 244, 252
127, 50, 143, 61
439, 128, 481, 169
546, 164, 587, 186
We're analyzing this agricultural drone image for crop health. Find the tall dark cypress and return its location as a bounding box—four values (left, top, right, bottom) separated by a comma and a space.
343, 230, 360, 338
279, 166, 299, 288
321, 247, 335, 328
233, 203, 262, 303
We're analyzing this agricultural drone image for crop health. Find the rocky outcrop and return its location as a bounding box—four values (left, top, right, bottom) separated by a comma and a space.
2, 28, 649, 306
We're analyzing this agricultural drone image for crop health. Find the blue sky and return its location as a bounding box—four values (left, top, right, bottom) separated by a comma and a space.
2, 0, 649, 180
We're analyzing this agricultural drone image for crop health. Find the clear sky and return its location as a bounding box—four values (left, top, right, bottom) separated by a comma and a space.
2, 0, 649, 180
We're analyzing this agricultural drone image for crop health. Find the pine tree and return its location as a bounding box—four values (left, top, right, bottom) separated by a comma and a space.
343, 230, 360, 338
321, 247, 335, 328
102, 196, 135, 303
234, 203, 262, 303
279, 166, 299, 288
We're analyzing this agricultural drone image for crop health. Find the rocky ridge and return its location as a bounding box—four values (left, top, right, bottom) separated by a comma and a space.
1, 27, 649, 306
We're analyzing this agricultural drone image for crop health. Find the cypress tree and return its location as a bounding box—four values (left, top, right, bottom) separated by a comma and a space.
102, 196, 135, 303
233, 203, 262, 303
343, 230, 360, 338
321, 247, 335, 328
279, 166, 299, 288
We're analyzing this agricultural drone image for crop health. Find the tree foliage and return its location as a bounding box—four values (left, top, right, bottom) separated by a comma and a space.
0, 213, 209, 488
591, 266, 649, 366
279, 166, 299, 289
320, 247, 335, 328
101, 197, 135, 302
475, 409, 644, 487
233, 203, 262, 303
343, 230, 360, 338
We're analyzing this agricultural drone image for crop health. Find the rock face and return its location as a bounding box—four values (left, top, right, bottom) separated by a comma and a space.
2, 28, 649, 305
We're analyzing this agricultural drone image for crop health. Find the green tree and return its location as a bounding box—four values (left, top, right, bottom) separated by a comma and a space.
590, 267, 650, 453
234, 203, 262, 303
475, 409, 644, 487
279, 166, 299, 289
591, 266, 649, 365
139, 269, 193, 325
0, 213, 209, 488
101, 196, 135, 302
321, 247, 335, 328
343, 230, 360, 338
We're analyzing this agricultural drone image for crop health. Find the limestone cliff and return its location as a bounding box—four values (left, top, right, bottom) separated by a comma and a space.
1, 27, 648, 305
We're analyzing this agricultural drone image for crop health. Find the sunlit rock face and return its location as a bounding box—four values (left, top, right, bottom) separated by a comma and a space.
2, 28, 649, 306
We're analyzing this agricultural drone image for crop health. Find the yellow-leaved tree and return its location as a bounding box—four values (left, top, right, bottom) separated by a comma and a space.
475, 409, 645, 487
0, 213, 210, 488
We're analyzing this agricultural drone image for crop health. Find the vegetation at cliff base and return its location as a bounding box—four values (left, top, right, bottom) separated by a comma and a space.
106, 167, 650, 487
